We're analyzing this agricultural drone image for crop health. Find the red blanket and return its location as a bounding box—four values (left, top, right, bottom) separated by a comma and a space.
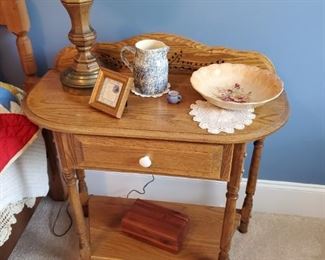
0, 82, 39, 174
0, 114, 39, 173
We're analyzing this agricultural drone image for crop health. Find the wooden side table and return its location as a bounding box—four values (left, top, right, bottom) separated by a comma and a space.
23, 34, 289, 260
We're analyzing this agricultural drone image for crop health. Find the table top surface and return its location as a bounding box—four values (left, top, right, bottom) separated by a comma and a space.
23, 70, 289, 144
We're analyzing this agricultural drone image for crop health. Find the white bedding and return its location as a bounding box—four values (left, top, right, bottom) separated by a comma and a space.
0, 134, 49, 210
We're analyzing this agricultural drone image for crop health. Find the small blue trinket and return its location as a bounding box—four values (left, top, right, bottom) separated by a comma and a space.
167, 90, 182, 104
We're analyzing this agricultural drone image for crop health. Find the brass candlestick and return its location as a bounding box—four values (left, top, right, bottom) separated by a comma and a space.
61, 0, 99, 94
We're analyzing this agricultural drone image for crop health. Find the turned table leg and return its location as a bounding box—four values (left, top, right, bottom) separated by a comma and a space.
238, 139, 265, 233
53, 132, 90, 259
63, 169, 90, 260
76, 169, 89, 217
42, 130, 68, 201
219, 143, 246, 260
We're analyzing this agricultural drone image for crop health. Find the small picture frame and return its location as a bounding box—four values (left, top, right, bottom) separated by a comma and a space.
89, 67, 133, 118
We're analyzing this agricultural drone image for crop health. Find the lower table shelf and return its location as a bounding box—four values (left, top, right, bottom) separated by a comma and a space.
89, 196, 240, 260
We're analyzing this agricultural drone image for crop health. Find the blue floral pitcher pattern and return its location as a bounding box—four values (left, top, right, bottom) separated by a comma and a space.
120, 39, 169, 95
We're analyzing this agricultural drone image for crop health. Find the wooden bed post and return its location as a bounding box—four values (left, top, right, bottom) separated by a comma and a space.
0, 0, 38, 92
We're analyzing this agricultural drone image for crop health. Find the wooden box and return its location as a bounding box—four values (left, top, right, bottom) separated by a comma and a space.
121, 199, 190, 253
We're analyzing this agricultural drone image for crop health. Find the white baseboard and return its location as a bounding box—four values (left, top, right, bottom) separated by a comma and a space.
85, 170, 325, 218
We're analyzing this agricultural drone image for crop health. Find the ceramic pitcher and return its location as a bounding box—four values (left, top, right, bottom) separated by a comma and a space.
120, 39, 169, 95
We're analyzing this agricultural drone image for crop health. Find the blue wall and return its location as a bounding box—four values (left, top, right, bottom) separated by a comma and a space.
0, 0, 324, 185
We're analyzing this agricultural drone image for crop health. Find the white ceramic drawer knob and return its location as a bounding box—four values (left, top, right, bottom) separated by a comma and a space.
139, 155, 152, 168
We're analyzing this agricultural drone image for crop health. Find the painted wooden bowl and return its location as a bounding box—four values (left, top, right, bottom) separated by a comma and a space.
190, 63, 284, 110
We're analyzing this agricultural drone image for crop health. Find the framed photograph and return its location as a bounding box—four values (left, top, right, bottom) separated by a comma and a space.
89, 67, 133, 118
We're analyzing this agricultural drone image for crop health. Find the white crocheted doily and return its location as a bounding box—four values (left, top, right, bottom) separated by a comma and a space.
0, 197, 36, 246
131, 83, 171, 98
189, 100, 256, 134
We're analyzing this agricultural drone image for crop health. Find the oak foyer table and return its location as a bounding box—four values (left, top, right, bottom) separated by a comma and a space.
23, 34, 289, 260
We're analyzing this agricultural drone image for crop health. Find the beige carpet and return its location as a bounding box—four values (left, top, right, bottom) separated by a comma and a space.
8, 197, 325, 260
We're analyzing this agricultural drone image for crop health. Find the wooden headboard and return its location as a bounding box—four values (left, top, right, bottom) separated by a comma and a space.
0, 0, 38, 92
0, 0, 65, 200
0, 1, 65, 258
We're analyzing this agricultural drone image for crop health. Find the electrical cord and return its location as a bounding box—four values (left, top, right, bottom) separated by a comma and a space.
126, 174, 155, 199
51, 174, 155, 236
51, 202, 73, 237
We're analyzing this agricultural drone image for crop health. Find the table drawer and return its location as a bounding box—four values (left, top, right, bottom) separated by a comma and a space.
73, 135, 233, 180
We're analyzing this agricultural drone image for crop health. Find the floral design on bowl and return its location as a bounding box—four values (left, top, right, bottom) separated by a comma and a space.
190, 63, 284, 110
218, 83, 252, 103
